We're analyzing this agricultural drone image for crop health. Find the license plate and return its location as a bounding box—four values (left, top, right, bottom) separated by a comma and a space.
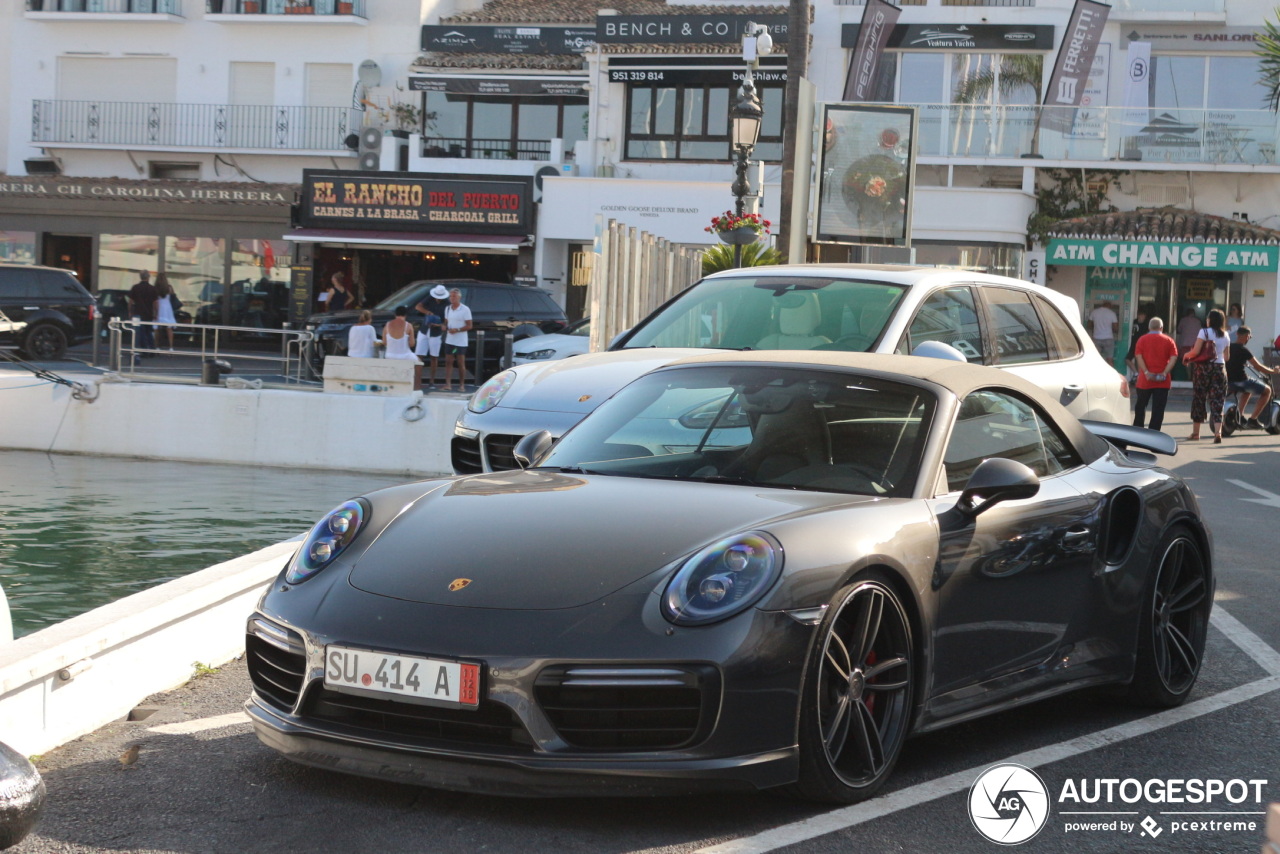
324, 645, 480, 708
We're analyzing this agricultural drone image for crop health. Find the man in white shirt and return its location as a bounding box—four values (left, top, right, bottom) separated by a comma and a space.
1088, 301, 1119, 362
441, 288, 473, 391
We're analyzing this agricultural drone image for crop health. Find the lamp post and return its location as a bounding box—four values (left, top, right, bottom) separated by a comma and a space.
728, 74, 763, 268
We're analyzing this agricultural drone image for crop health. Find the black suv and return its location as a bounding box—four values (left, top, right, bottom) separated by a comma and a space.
0, 264, 96, 360
307, 279, 567, 378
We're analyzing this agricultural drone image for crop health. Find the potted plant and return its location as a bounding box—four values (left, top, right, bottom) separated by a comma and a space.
242, 0, 259, 11
381, 100, 423, 138
336, 0, 353, 12
285, 2, 313, 13
704, 211, 771, 245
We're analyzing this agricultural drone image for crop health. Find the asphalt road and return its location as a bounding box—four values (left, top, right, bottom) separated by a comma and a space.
8, 407, 1280, 854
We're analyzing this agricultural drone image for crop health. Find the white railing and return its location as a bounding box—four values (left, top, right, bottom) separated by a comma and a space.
107, 318, 315, 383
909, 103, 1280, 165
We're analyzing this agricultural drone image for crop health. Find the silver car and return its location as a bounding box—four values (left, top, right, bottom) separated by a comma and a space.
453, 265, 1129, 473
511, 317, 591, 365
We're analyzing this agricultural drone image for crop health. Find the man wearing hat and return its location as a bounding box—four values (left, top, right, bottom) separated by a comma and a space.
413, 284, 449, 388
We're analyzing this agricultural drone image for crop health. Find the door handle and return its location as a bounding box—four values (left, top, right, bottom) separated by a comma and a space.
1061, 527, 1094, 552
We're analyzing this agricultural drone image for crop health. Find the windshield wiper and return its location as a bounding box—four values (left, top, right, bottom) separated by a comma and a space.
556, 466, 600, 474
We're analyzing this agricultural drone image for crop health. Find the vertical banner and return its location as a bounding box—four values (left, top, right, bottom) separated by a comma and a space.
814, 103, 916, 244
1119, 41, 1151, 155
1040, 0, 1111, 134
1024, 250, 1046, 285
842, 0, 902, 102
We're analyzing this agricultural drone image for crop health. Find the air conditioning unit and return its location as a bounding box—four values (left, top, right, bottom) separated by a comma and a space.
534, 163, 579, 203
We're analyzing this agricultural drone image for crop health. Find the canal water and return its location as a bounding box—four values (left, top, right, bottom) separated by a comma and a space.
0, 450, 410, 638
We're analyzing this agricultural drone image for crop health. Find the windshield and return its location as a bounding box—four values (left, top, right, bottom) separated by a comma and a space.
617, 276, 907, 353
542, 365, 933, 498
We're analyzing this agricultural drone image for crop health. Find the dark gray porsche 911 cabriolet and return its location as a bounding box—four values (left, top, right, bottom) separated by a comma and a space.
246, 352, 1212, 803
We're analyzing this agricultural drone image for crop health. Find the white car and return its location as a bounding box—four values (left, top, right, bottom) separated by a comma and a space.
511, 316, 591, 365
453, 265, 1129, 473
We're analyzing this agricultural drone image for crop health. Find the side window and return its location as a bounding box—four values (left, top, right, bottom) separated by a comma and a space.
986, 288, 1049, 365
39, 270, 86, 298
0, 268, 44, 299
478, 289, 514, 315
1034, 294, 1083, 359
514, 290, 553, 315
906, 287, 984, 363
943, 389, 1080, 492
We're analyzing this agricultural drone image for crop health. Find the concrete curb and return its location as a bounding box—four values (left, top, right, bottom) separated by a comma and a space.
0, 537, 298, 756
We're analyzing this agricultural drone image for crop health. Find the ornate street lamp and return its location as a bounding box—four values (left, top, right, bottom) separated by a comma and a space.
728, 74, 763, 267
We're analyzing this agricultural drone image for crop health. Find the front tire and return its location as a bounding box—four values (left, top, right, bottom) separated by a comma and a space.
791, 574, 915, 803
1128, 525, 1211, 707
21, 323, 68, 361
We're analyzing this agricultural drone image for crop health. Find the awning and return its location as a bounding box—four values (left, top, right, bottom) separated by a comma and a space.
282, 228, 528, 253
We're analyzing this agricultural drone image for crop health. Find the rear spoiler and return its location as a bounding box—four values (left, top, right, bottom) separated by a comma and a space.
1080, 420, 1178, 457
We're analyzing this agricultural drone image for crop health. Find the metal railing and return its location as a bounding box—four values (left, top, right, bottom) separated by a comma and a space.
1109, 0, 1223, 11
32, 100, 358, 151
27, 0, 182, 12
421, 137, 555, 161
206, 0, 367, 15
908, 103, 1280, 166
107, 318, 315, 384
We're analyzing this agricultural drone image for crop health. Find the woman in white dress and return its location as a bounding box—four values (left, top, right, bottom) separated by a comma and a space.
347, 310, 377, 358
153, 273, 178, 351
383, 305, 422, 387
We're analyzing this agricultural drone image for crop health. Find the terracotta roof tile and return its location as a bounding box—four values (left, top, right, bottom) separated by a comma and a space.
1048, 207, 1280, 244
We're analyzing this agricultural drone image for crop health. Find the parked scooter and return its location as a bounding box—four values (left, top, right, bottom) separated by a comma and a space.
1222, 365, 1280, 437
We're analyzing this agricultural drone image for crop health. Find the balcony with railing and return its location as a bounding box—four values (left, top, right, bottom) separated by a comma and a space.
912, 103, 1280, 167
32, 101, 359, 153
26, 0, 182, 16
206, 0, 367, 17
1107, 0, 1225, 18
420, 137, 555, 161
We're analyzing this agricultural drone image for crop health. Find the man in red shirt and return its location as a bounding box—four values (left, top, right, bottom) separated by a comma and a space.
1133, 316, 1179, 431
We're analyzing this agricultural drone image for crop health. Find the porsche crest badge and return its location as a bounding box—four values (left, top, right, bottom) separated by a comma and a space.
578, 395, 592, 402
448, 578, 472, 591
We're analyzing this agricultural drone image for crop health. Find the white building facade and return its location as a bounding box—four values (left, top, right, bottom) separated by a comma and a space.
4, 0, 1280, 359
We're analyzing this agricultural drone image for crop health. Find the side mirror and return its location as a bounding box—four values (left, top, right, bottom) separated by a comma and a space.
512, 430, 554, 469
957, 458, 1040, 516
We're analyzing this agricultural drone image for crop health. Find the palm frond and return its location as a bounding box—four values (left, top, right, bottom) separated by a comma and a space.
701, 242, 783, 275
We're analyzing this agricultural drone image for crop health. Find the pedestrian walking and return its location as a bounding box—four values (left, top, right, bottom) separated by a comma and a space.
128, 270, 158, 353
1184, 308, 1231, 443
153, 273, 179, 351
1132, 317, 1178, 432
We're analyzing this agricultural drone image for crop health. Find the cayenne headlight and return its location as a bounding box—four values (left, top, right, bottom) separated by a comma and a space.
469, 370, 516, 414
662, 532, 782, 626
286, 499, 369, 584
524, 348, 557, 361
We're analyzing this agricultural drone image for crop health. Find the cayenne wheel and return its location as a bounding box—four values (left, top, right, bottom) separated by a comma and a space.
791, 575, 915, 803
1128, 526, 1211, 707
21, 324, 68, 361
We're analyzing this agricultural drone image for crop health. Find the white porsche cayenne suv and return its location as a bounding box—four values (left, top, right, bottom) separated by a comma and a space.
452, 265, 1129, 473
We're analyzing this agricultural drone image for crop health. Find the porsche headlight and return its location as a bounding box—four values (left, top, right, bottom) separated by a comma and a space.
524, 348, 557, 361
662, 532, 782, 626
286, 499, 369, 584
469, 370, 516, 414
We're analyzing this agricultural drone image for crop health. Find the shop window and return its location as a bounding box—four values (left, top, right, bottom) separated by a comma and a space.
0, 231, 37, 265
98, 234, 160, 293
165, 236, 226, 326
230, 239, 290, 330
423, 93, 589, 161
623, 82, 784, 162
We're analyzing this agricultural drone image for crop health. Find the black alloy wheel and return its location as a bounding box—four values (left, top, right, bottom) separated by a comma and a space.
22, 324, 68, 361
1128, 526, 1211, 707
792, 575, 915, 803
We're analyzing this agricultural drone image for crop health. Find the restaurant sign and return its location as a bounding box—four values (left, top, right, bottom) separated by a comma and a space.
298, 170, 532, 236
420, 25, 596, 55
1048, 238, 1279, 272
